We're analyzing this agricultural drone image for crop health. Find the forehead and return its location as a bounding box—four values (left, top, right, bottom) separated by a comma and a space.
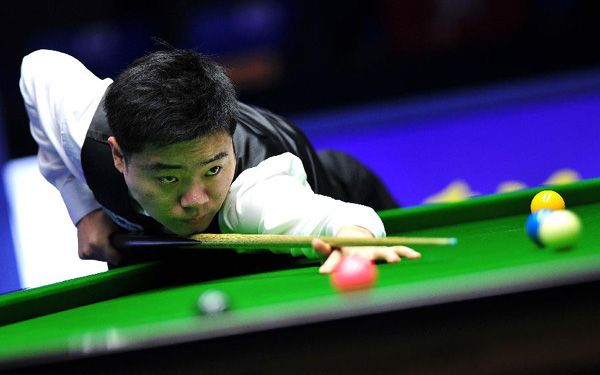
130, 132, 233, 168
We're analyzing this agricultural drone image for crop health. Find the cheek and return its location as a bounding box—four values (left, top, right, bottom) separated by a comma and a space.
207, 174, 233, 206
141, 192, 183, 219
126, 177, 174, 211
208, 182, 227, 204
218, 169, 235, 199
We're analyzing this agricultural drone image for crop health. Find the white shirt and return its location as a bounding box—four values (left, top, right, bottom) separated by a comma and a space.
19, 49, 385, 259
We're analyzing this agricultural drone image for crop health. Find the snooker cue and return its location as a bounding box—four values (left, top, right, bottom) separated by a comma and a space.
110, 232, 457, 250
189, 233, 457, 249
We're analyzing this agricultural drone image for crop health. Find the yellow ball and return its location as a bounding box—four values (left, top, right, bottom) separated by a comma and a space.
530, 190, 565, 213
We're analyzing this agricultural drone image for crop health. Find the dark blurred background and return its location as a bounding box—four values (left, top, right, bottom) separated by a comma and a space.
2, 0, 600, 160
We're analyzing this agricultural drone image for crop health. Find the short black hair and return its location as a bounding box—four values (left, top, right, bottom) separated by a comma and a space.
104, 48, 238, 158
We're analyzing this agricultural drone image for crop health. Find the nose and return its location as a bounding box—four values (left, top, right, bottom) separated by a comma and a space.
180, 181, 209, 209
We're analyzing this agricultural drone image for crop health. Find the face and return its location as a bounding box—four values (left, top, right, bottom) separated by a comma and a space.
108, 131, 236, 236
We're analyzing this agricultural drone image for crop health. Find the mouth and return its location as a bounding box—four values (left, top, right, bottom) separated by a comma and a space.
183, 214, 209, 225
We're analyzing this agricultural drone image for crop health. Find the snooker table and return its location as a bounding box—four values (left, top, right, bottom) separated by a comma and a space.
1, 179, 600, 375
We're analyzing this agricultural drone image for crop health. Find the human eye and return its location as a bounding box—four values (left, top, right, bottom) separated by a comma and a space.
205, 166, 222, 177
158, 176, 178, 184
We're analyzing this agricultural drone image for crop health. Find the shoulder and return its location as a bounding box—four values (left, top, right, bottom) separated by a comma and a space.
22, 49, 76, 65
232, 153, 310, 190
237, 102, 265, 117
236, 102, 292, 127
21, 49, 112, 92
22, 50, 84, 79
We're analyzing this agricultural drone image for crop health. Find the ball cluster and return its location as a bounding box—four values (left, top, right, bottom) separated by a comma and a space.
525, 190, 581, 249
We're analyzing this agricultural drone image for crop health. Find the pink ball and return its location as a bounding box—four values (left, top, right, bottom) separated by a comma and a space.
331, 255, 378, 292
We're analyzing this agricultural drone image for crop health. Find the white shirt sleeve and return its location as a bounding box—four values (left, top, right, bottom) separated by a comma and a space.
19, 49, 113, 225
219, 153, 386, 258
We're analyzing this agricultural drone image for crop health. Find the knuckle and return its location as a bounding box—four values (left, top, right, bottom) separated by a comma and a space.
79, 243, 99, 260
78, 248, 91, 260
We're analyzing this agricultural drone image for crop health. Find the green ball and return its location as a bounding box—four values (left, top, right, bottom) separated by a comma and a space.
538, 210, 582, 249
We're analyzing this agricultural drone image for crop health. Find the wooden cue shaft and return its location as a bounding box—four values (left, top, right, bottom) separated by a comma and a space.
189, 233, 457, 250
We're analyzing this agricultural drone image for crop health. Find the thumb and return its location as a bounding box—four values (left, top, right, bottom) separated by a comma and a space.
104, 244, 122, 265
312, 238, 332, 258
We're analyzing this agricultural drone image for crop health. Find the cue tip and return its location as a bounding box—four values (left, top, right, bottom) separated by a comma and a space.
449, 238, 458, 245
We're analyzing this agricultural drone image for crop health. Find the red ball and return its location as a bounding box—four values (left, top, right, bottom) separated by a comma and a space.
330, 255, 378, 292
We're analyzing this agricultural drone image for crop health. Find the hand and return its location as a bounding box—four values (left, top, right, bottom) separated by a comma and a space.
76, 209, 121, 265
312, 226, 421, 274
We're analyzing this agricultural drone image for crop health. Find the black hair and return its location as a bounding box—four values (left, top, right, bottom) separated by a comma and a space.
104, 47, 238, 158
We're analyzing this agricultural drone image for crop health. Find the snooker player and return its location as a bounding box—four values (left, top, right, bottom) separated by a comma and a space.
19, 47, 421, 273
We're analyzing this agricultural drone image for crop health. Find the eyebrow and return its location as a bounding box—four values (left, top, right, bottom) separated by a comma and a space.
145, 151, 229, 171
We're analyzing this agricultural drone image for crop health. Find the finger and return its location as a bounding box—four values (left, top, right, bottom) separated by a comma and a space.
78, 244, 95, 260
319, 250, 343, 274
103, 245, 122, 265
80, 242, 121, 265
312, 238, 332, 258
373, 247, 401, 263
79, 242, 105, 261
392, 246, 421, 259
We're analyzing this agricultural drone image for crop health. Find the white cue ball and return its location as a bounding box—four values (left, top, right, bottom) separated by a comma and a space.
198, 290, 229, 314
538, 210, 582, 249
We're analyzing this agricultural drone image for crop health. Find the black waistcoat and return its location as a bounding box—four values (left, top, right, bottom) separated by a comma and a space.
81, 97, 335, 234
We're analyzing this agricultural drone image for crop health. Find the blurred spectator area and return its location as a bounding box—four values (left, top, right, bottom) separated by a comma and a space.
1, 0, 600, 160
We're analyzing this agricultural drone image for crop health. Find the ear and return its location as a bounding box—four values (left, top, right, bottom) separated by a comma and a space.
107, 136, 127, 174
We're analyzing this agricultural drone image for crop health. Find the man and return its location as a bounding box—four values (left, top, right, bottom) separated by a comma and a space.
20, 47, 420, 274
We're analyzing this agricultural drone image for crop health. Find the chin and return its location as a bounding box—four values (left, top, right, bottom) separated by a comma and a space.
169, 223, 211, 237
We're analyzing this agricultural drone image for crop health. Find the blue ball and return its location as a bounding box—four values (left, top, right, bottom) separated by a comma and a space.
526, 209, 554, 246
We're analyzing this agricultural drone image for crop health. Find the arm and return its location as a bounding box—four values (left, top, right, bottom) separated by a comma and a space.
20, 50, 118, 262
220, 153, 420, 272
